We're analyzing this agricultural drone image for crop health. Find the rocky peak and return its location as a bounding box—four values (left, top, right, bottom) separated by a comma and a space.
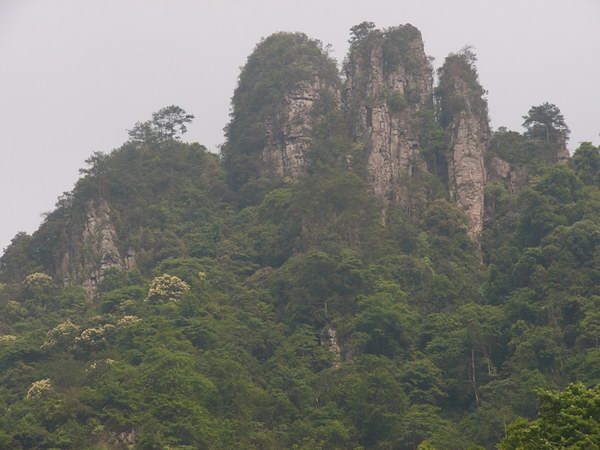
262, 75, 341, 180
344, 23, 433, 208
223, 32, 341, 191
437, 50, 490, 241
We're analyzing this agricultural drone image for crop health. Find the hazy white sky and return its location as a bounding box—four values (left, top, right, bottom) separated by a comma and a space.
1, 0, 599, 252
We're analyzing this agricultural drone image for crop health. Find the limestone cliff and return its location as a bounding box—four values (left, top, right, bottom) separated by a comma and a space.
60, 199, 133, 296
262, 76, 341, 179
446, 106, 488, 239
437, 50, 490, 240
487, 156, 528, 194
223, 32, 341, 191
344, 24, 433, 208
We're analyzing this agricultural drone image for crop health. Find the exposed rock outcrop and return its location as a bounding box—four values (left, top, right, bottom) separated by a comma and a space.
437, 51, 490, 241
320, 326, 341, 367
60, 199, 131, 296
487, 156, 528, 194
223, 32, 341, 190
344, 24, 433, 208
262, 77, 341, 179
447, 106, 488, 239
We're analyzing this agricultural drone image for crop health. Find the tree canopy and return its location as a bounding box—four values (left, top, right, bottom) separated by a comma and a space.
128, 105, 195, 144
500, 384, 600, 449
522, 102, 570, 145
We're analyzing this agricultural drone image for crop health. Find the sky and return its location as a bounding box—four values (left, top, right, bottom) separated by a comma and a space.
1, 0, 599, 252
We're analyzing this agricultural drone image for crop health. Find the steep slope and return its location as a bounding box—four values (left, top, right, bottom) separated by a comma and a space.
437, 49, 490, 240
344, 23, 433, 210
0, 139, 226, 297
59, 199, 134, 297
222, 32, 341, 197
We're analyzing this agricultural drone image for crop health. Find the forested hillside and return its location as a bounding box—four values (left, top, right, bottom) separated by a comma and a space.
0, 24, 599, 449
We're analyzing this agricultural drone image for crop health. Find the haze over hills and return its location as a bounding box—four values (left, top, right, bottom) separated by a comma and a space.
0, 22, 599, 449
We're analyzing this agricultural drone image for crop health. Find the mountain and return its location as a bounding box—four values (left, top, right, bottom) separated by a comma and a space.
0, 23, 599, 450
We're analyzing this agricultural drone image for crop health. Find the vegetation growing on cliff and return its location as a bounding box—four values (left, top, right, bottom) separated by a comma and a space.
435, 46, 489, 128
0, 24, 598, 449
222, 32, 341, 199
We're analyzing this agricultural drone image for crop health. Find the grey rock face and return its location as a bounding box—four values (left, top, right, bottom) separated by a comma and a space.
487, 156, 528, 194
446, 99, 489, 240
436, 49, 490, 241
345, 25, 433, 207
60, 199, 130, 296
223, 32, 342, 189
321, 326, 342, 367
263, 78, 340, 179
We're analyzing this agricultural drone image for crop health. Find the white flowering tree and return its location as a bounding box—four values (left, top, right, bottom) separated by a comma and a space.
145, 274, 190, 304
73, 324, 116, 354
26, 379, 53, 399
43, 320, 80, 349
22, 272, 55, 302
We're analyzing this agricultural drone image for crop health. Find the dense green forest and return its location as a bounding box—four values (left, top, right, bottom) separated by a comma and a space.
0, 26, 599, 450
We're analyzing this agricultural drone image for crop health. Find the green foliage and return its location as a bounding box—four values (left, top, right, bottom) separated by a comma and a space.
0, 32, 597, 450
488, 107, 573, 175
386, 90, 408, 113
305, 90, 352, 172
128, 105, 195, 144
353, 292, 415, 357
0, 232, 36, 283
400, 356, 447, 404
418, 110, 448, 183
500, 383, 600, 449
522, 102, 570, 145
328, 355, 410, 446
348, 21, 375, 45
381, 24, 426, 76
347, 22, 429, 79
290, 168, 382, 252
573, 142, 600, 186
222, 32, 340, 196
488, 127, 529, 165
436, 46, 489, 128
